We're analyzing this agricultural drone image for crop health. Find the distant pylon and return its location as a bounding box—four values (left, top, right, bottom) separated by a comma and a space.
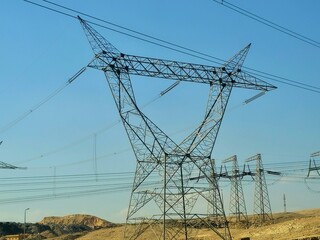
245, 154, 272, 224
207, 159, 226, 226
307, 151, 320, 177
222, 155, 248, 224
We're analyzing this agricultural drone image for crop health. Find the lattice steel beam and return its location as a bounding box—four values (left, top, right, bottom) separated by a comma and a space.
307, 151, 320, 177
222, 155, 248, 224
245, 154, 273, 224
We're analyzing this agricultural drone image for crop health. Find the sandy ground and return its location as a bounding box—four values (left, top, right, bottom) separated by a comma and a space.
48, 209, 320, 240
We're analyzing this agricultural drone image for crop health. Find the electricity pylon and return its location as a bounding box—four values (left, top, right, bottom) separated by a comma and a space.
307, 151, 320, 177
245, 154, 272, 224
78, 17, 276, 240
222, 155, 248, 224
206, 159, 226, 226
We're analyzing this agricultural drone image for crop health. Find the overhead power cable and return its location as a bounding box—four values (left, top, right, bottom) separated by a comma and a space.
212, 0, 320, 49
14, 119, 121, 164
14, 80, 184, 165
43, 0, 320, 93
22, 0, 320, 94
304, 177, 320, 193
0, 66, 87, 135
0, 167, 317, 205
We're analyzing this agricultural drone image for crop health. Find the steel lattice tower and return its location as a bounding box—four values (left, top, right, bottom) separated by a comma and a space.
78, 17, 276, 240
206, 159, 226, 226
246, 154, 272, 224
307, 151, 320, 177
222, 155, 248, 224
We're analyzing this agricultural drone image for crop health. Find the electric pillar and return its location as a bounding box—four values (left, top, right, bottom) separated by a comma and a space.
222, 155, 248, 224
206, 159, 226, 227
78, 17, 276, 240
245, 154, 273, 224
307, 151, 320, 177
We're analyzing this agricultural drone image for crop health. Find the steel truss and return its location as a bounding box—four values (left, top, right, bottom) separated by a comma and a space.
206, 159, 227, 228
307, 151, 320, 177
222, 155, 248, 224
245, 154, 273, 224
79, 17, 276, 240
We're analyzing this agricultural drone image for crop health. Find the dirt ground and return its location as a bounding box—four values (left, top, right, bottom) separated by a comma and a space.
48, 209, 320, 240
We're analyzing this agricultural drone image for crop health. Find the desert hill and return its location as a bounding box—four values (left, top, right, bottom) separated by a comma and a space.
50, 209, 320, 240
0, 210, 319, 239
40, 214, 114, 229
0, 214, 117, 240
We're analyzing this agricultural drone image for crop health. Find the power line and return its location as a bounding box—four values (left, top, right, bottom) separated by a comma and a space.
0, 66, 88, 135
12, 88, 176, 166
12, 81, 187, 165
14, 119, 121, 165
47, 0, 320, 93
0, 168, 316, 205
24, 0, 77, 20
212, 0, 320, 49
22, 0, 320, 94
0, 156, 316, 205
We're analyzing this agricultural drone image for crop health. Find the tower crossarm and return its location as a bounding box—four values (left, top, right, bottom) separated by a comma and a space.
91, 52, 276, 92
307, 151, 320, 177
0, 142, 27, 169
79, 15, 276, 92
311, 151, 320, 158
0, 161, 26, 170
222, 155, 237, 164
245, 153, 262, 164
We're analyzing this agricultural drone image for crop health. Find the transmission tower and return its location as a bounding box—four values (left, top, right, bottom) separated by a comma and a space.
222, 155, 248, 224
205, 159, 226, 227
245, 154, 272, 224
78, 17, 276, 240
307, 151, 320, 177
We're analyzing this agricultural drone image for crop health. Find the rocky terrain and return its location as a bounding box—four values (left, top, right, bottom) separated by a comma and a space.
39, 214, 114, 230
0, 214, 117, 240
0, 209, 319, 239
75, 209, 320, 240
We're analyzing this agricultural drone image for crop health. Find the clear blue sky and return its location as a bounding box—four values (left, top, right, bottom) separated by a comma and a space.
0, 0, 319, 224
